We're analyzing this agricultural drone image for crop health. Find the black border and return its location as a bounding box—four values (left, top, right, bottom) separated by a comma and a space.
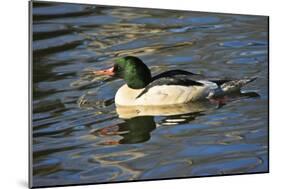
29, 1, 270, 188
28, 1, 33, 188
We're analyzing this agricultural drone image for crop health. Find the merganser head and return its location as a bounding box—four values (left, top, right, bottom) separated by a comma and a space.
95, 56, 152, 89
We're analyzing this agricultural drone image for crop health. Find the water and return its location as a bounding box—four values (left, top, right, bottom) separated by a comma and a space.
31, 2, 269, 187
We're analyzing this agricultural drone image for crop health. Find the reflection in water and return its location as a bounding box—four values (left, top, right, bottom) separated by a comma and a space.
91, 91, 259, 145
92, 116, 156, 144
116, 101, 214, 119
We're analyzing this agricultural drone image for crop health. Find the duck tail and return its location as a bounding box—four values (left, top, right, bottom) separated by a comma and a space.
220, 77, 257, 93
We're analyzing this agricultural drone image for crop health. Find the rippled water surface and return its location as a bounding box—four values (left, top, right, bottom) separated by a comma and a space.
31, 1, 269, 187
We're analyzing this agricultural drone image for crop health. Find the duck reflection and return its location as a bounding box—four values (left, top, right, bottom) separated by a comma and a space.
92, 116, 155, 144
116, 116, 156, 144
116, 101, 215, 119
92, 101, 215, 144
91, 91, 260, 145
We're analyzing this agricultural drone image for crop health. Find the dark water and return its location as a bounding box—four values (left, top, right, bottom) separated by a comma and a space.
31, 2, 269, 187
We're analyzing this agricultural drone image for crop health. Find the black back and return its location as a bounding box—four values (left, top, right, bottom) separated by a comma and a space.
136, 70, 204, 99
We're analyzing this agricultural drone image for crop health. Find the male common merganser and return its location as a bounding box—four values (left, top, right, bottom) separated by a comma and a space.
94, 56, 256, 106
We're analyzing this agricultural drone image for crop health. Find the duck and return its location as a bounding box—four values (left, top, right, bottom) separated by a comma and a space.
94, 56, 256, 106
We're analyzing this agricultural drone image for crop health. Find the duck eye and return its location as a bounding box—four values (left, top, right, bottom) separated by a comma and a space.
114, 65, 119, 71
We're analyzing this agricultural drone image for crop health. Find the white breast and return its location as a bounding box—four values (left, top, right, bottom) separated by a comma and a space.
115, 81, 219, 106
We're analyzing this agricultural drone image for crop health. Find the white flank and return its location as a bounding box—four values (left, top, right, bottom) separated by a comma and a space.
115, 81, 219, 106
